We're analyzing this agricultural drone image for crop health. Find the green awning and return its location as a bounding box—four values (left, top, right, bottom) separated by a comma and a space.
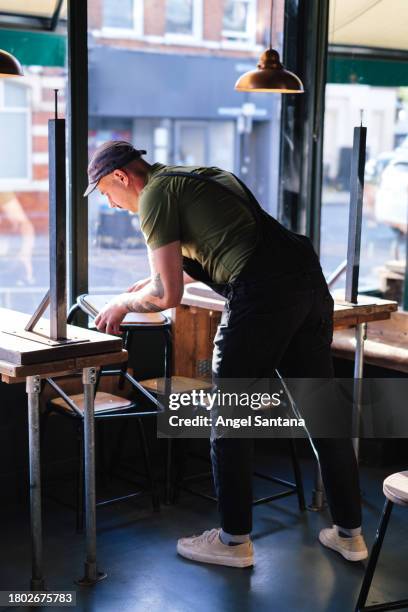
0, 28, 65, 67
328, 55, 408, 87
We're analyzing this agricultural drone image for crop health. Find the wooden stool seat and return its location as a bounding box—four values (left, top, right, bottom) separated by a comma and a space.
383, 471, 408, 506
140, 375, 213, 394
120, 312, 169, 326
50, 392, 133, 415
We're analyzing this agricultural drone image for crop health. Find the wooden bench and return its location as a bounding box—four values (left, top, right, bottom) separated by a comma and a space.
332, 310, 408, 374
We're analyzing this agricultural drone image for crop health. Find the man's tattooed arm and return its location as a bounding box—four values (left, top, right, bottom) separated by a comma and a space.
150, 273, 165, 299
120, 273, 168, 313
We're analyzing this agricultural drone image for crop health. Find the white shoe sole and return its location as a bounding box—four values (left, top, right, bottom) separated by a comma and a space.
177, 542, 254, 568
318, 531, 368, 562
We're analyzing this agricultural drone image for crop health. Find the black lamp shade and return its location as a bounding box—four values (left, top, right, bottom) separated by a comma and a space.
235, 48, 303, 94
0, 49, 24, 77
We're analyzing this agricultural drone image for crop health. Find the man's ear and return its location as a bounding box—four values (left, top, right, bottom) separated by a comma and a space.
113, 168, 129, 186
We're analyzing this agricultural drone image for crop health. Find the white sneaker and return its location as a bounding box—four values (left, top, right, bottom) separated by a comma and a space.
177, 528, 254, 568
319, 526, 368, 562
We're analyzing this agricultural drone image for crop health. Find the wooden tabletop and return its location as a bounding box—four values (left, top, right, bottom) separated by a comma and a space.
181, 283, 398, 328
0, 308, 127, 381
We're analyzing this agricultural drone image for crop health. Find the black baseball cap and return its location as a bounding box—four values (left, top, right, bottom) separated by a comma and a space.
83, 140, 147, 197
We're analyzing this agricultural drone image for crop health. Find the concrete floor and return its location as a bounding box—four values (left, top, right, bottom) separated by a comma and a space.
0, 457, 407, 612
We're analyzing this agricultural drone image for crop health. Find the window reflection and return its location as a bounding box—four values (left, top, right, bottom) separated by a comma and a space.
0, 59, 65, 313
87, 0, 283, 295
321, 80, 407, 296
321, 1, 408, 304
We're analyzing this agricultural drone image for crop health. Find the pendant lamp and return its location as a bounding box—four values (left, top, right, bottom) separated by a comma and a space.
235, 1, 303, 93
0, 49, 24, 78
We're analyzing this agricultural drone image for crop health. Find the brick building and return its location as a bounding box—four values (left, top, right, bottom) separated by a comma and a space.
0, 1, 284, 237
86, 0, 283, 226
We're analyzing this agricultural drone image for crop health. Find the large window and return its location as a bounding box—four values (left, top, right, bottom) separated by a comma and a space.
87, 0, 283, 295
320, 1, 408, 306
0, 40, 66, 313
0, 80, 30, 185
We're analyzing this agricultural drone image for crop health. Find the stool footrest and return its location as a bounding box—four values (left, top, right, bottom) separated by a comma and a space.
253, 489, 297, 506
359, 599, 408, 611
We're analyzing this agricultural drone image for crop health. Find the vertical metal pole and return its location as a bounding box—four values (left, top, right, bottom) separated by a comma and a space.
279, 0, 329, 249
404, 204, 408, 310
77, 367, 107, 585
48, 109, 67, 340
309, 466, 325, 512
403, 257, 408, 311
345, 125, 367, 304
352, 323, 366, 458
27, 375, 45, 591
67, 0, 89, 318
355, 499, 393, 612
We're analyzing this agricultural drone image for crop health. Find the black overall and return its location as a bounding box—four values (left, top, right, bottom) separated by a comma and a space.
158, 171, 362, 534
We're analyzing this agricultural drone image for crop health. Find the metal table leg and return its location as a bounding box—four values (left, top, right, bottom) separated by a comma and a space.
27, 375, 45, 591
352, 322, 366, 459
309, 465, 326, 512
309, 322, 367, 511
77, 367, 106, 585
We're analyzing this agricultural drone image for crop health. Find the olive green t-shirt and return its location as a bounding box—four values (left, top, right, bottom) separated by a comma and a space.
139, 163, 257, 284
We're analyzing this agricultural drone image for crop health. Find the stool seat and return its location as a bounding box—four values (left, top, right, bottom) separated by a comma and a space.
120, 312, 168, 326
140, 375, 213, 394
76, 294, 169, 326
50, 392, 133, 415
383, 471, 408, 506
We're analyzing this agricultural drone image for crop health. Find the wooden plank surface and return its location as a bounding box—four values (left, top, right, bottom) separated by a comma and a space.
174, 283, 399, 379
181, 283, 398, 325
0, 350, 127, 383
332, 309, 408, 373
0, 308, 123, 365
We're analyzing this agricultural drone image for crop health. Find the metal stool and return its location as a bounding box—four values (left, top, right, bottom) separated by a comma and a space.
171, 438, 305, 510
140, 376, 306, 511
355, 471, 408, 612
41, 296, 172, 532
139, 376, 213, 504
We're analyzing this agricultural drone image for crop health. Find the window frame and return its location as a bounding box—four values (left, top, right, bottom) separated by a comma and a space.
222, 0, 257, 44
0, 80, 32, 189
101, 0, 144, 39
164, 0, 203, 43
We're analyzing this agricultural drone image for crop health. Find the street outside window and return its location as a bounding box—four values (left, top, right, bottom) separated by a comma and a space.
0, 80, 30, 183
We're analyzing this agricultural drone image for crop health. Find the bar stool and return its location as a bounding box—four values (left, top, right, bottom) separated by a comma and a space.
140, 376, 306, 510
355, 471, 408, 612
139, 376, 213, 504
41, 295, 172, 531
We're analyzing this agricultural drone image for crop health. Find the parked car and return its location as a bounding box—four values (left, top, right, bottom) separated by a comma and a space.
365, 152, 394, 185
375, 153, 408, 233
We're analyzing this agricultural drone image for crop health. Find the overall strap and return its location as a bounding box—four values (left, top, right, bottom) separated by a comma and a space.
155, 170, 264, 249
157, 171, 321, 282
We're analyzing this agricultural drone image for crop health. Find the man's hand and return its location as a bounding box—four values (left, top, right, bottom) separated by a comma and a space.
95, 242, 183, 336
94, 295, 129, 335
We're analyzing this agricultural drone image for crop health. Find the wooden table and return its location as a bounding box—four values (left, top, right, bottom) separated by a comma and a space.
173, 283, 398, 378
0, 308, 127, 590
173, 283, 398, 510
